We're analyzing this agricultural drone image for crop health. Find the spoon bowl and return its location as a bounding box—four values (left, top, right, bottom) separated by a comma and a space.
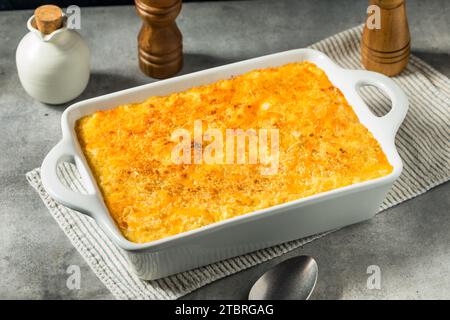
248, 255, 318, 300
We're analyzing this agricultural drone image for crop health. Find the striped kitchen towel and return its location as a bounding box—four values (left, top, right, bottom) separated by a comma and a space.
26, 25, 450, 299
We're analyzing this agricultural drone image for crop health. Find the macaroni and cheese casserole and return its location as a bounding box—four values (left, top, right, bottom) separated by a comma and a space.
76, 62, 393, 243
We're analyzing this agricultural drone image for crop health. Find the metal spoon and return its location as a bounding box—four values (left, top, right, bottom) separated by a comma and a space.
248, 255, 318, 300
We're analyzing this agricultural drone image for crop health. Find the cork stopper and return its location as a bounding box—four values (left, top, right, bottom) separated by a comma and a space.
34, 5, 63, 34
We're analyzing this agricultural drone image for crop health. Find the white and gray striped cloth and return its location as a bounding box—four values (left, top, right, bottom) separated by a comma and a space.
26, 25, 450, 299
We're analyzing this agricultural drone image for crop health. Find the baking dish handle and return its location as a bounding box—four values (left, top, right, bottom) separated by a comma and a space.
41, 139, 100, 217
348, 70, 409, 137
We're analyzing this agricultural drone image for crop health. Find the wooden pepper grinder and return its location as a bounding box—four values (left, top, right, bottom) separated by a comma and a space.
135, 0, 183, 79
361, 0, 410, 76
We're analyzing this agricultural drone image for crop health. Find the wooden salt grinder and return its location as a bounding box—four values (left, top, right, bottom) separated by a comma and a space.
361, 0, 410, 76
135, 0, 183, 79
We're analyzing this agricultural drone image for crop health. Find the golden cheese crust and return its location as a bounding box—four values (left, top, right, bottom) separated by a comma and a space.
76, 62, 392, 243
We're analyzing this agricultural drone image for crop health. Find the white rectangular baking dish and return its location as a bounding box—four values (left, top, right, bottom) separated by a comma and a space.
41, 49, 408, 280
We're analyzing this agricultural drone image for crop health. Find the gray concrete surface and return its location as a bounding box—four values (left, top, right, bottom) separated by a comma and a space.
0, 0, 449, 299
